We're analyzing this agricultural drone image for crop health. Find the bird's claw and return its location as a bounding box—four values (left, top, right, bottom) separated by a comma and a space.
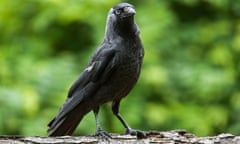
126, 128, 147, 139
94, 129, 112, 139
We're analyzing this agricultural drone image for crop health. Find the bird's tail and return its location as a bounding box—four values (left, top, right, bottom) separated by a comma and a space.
47, 105, 89, 136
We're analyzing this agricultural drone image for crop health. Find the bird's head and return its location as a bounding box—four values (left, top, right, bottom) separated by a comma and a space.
105, 3, 139, 40
112, 3, 136, 19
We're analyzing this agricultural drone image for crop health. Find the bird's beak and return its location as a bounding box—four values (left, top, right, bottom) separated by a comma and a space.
125, 7, 136, 14
123, 6, 136, 17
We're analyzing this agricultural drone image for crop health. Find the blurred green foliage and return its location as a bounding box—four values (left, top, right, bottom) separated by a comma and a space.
0, 0, 240, 136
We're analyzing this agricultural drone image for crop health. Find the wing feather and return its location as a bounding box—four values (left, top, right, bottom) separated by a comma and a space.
48, 47, 117, 129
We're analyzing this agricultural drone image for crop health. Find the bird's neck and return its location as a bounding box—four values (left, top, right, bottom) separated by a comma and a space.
117, 18, 137, 37
105, 17, 138, 42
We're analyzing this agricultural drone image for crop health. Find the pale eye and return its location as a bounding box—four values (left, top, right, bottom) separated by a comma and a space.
115, 9, 121, 15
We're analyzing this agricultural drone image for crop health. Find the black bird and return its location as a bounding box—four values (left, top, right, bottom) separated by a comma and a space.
48, 2, 145, 137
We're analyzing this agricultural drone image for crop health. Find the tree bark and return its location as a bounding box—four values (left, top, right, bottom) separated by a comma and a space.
0, 130, 239, 144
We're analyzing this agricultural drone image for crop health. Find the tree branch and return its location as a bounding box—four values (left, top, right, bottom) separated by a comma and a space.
0, 130, 239, 144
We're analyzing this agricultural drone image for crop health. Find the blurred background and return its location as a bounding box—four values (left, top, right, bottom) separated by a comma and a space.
0, 0, 240, 136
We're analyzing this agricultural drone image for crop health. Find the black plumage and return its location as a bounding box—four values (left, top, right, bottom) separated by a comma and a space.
47, 2, 144, 137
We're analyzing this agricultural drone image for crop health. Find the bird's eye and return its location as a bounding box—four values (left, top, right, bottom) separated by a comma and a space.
115, 9, 121, 15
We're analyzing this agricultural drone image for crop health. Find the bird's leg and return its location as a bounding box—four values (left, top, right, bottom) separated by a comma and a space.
112, 101, 146, 138
93, 107, 112, 138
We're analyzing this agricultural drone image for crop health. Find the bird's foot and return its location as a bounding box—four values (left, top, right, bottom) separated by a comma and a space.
126, 128, 147, 139
94, 129, 112, 139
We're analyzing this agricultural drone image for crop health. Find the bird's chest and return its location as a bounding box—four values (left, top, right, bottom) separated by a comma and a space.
106, 50, 141, 101
111, 44, 143, 86
118, 54, 140, 78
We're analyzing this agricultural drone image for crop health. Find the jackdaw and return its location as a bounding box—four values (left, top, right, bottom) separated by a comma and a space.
47, 2, 145, 138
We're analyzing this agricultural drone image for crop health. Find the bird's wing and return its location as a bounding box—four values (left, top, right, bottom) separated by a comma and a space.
48, 46, 117, 128
68, 47, 116, 98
